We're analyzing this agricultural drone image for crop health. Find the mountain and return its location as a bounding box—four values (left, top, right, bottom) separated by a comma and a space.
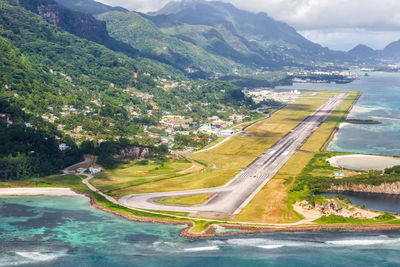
19, 0, 139, 57
0, 36, 82, 179
55, 0, 127, 15
347, 41, 400, 62
97, 11, 235, 76
348, 44, 376, 57
348, 44, 379, 63
147, 0, 352, 65
56, 0, 353, 74
383, 40, 400, 60
0, 0, 183, 138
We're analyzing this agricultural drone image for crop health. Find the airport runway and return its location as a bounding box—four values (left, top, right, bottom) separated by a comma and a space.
119, 93, 349, 216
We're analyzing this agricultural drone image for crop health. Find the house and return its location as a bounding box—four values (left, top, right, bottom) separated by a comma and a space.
75, 126, 83, 132
334, 171, 345, 178
59, 143, 70, 151
211, 120, 232, 129
89, 167, 102, 174
161, 136, 174, 144
219, 129, 234, 136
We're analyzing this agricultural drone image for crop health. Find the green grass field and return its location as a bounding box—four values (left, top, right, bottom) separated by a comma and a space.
155, 194, 212, 206
3, 90, 393, 230
91, 91, 359, 215
235, 91, 360, 223
193, 91, 338, 170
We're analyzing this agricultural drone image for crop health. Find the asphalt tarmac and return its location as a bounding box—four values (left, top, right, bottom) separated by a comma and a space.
119, 93, 348, 216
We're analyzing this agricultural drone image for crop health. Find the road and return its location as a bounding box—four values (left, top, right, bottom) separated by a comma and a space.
63, 155, 92, 174
119, 93, 348, 216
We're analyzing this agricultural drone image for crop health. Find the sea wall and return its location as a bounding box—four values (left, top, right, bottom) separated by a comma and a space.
330, 182, 400, 195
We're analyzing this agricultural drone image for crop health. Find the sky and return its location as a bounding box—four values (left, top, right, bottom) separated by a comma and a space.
96, 0, 400, 51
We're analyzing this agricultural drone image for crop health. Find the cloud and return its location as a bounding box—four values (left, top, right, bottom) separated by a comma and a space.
97, 0, 400, 30
221, 0, 400, 30
97, 0, 174, 12
300, 28, 400, 51
95, 0, 400, 50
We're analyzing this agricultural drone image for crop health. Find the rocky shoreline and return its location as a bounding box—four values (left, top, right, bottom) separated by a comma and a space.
330, 182, 400, 195
85, 192, 400, 238
3, 187, 400, 238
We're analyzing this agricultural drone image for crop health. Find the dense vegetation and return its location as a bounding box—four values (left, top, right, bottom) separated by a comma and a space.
0, 0, 258, 180
0, 99, 82, 180
97, 11, 233, 74
291, 152, 400, 199
19, 0, 139, 58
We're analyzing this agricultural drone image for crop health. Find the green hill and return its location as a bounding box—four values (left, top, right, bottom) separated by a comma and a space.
56, 0, 127, 15
0, 36, 82, 179
148, 0, 352, 65
97, 11, 234, 75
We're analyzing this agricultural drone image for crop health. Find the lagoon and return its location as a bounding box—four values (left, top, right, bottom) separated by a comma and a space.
279, 71, 400, 156
2, 73, 400, 266
3, 196, 400, 266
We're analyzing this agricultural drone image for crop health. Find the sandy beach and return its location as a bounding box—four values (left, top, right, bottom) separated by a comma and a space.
0, 188, 80, 196
327, 154, 400, 171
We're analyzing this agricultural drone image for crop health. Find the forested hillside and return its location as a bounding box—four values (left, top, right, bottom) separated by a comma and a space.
0, 36, 82, 179
98, 11, 234, 75
0, 0, 255, 179
18, 0, 139, 57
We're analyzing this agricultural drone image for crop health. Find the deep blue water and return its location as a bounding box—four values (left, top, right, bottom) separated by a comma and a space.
279, 71, 400, 156
2, 196, 400, 266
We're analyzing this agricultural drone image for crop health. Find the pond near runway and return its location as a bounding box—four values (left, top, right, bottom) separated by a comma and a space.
323, 192, 400, 214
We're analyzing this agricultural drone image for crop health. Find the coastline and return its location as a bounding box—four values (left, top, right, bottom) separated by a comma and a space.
3, 188, 400, 238
0, 187, 79, 196
1, 91, 392, 239
322, 92, 361, 151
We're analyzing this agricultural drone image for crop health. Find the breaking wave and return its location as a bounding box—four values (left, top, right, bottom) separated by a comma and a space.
257, 245, 284, 249
184, 246, 220, 252
0, 251, 66, 266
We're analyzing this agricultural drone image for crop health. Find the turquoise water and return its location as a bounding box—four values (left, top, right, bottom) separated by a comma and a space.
2, 195, 400, 266
279, 72, 400, 156
2, 74, 400, 266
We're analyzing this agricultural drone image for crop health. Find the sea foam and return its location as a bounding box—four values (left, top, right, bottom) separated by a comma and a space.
326, 239, 387, 246
184, 246, 219, 252
257, 245, 284, 249
16, 251, 63, 261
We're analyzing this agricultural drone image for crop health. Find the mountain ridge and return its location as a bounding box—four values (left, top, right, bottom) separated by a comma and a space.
19, 0, 139, 57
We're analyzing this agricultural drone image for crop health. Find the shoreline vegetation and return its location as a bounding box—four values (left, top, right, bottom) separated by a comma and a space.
2, 90, 400, 238
321, 92, 361, 152
4, 187, 400, 238
344, 119, 381, 125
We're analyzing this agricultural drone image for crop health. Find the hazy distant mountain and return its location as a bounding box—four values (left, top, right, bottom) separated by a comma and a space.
383, 40, 400, 60
348, 41, 400, 62
348, 44, 376, 57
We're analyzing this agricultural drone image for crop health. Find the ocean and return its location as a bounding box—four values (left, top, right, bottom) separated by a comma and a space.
2, 72, 400, 266
2, 195, 400, 266
279, 71, 400, 156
